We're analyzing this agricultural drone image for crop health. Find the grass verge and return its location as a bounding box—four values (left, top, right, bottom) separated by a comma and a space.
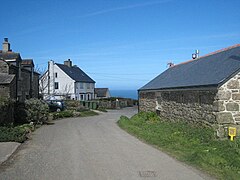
52, 110, 98, 120
80, 110, 99, 117
117, 112, 240, 180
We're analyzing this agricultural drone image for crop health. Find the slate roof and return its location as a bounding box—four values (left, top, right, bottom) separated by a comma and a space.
56, 63, 95, 83
22, 59, 34, 66
0, 52, 21, 60
140, 44, 240, 91
0, 74, 15, 84
94, 88, 109, 97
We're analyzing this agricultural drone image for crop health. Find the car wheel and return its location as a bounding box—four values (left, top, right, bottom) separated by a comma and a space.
56, 108, 61, 112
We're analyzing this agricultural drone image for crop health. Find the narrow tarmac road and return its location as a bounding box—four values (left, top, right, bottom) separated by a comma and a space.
0, 107, 212, 180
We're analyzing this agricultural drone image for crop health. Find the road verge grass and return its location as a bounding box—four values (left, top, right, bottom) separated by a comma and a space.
117, 112, 240, 180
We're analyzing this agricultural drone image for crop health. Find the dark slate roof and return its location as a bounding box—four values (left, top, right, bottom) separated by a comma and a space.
140, 44, 240, 91
56, 63, 95, 83
0, 74, 15, 84
94, 88, 109, 97
22, 59, 34, 66
0, 52, 21, 60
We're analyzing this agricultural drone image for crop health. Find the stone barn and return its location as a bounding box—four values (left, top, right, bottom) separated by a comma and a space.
138, 44, 240, 137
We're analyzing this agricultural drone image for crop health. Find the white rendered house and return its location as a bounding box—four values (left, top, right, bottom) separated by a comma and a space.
40, 59, 95, 100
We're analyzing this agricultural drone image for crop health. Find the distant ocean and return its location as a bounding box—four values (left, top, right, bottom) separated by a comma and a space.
110, 90, 138, 100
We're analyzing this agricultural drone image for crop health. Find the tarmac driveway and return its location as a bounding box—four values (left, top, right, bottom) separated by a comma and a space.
0, 107, 212, 180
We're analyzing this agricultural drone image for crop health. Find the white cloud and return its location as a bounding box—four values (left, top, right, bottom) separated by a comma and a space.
81, 0, 172, 17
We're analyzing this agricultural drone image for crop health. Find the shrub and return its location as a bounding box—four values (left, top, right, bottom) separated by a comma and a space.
25, 98, 49, 124
64, 100, 80, 108
0, 124, 34, 143
52, 110, 74, 120
0, 97, 15, 126
14, 102, 28, 124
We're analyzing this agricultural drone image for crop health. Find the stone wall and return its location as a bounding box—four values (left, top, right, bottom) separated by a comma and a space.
139, 73, 240, 137
0, 85, 10, 98
32, 73, 39, 98
0, 60, 9, 73
138, 91, 156, 112
215, 73, 240, 125
139, 89, 218, 125
21, 70, 31, 99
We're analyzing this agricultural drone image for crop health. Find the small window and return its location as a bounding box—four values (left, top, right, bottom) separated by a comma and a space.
87, 83, 90, 89
55, 82, 59, 89
55, 73, 58, 78
80, 83, 83, 89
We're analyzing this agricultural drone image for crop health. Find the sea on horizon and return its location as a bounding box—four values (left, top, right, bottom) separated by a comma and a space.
110, 90, 138, 100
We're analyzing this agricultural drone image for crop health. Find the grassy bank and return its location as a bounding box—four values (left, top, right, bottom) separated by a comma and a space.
117, 112, 240, 180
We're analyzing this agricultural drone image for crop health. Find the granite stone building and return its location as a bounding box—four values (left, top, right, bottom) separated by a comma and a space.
0, 38, 39, 101
139, 44, 240, 137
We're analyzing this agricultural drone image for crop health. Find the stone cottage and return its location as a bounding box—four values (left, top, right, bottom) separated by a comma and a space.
139, 44, 240, 137
0, 38, 39, 101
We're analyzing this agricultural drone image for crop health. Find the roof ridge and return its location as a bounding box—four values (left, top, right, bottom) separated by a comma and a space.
172, 44, 240, 68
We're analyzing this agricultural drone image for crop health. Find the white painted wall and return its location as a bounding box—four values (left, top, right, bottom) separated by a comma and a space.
40, 60, 95, 100
54, 64, 75, 97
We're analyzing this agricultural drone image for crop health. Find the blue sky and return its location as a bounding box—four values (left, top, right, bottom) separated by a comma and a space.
0, 0, 240, 90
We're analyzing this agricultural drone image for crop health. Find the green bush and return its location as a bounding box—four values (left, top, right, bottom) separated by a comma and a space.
0, 97, 15, 126
14, 102, 28, 124
52, 110, 74, 120
52, 109, 98, 120
0, 124, 34, 143
25, 98, 49, 124
64, 100, 80, 108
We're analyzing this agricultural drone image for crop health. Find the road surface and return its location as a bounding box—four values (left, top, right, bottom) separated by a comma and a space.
0, 107, 212, 180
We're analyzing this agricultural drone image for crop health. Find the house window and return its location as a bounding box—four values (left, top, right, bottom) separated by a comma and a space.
55, 73, 58, 78
87, 83, 90, 89
80, 83, 84, 89
55, 82, 59, 89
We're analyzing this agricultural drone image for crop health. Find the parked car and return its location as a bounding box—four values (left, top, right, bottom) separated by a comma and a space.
45, 100, 65, 112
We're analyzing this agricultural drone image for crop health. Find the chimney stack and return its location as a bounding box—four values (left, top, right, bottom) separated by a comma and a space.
64, 59, 72, 67
2, 38, 11, 52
